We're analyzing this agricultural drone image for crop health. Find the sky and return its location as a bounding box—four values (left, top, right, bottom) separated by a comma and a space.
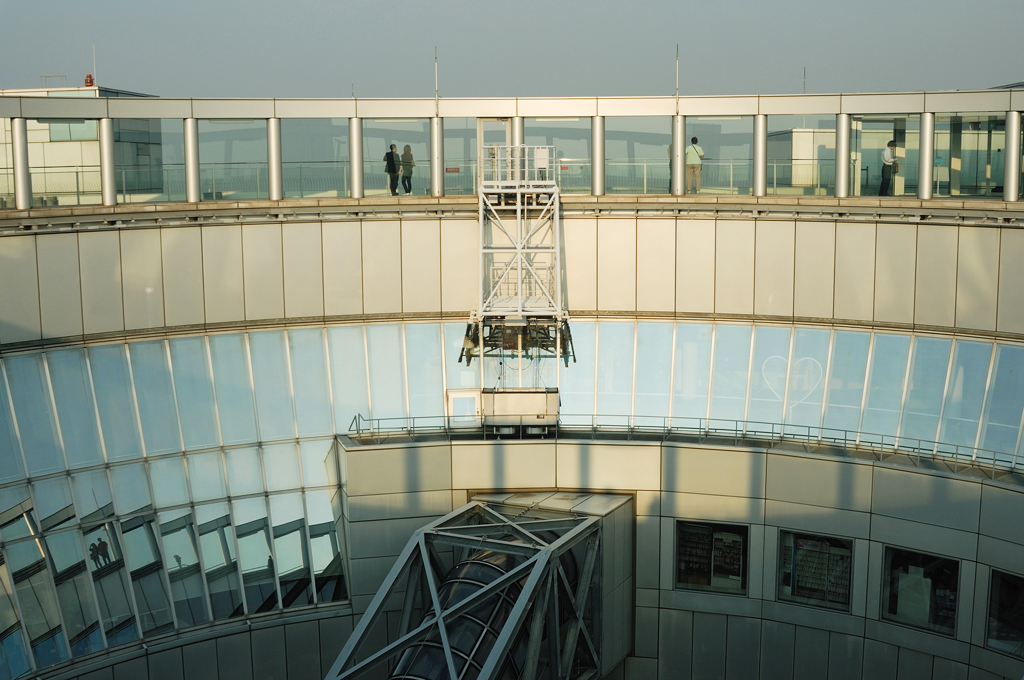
1, 0, 1021, 99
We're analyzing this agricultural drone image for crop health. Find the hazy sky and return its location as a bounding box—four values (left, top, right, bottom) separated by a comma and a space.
2, 0, 1020, 99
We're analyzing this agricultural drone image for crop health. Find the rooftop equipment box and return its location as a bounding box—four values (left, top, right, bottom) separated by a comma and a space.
481, 388, 558, 426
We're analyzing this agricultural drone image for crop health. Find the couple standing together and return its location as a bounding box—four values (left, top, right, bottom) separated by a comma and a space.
384, 144, 415, 196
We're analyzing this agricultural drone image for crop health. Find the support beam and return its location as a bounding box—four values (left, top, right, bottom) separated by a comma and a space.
99, 118, 117, 206
918, 111, 935, 200
349, 117, 363, 198
267, 117, 283, 200
671, 115, 684, 196
752, 114, 767, 197
12, 118, 32, 210
430, 117, 444, 197
184, 118, 201, 203
835, 113, 851, 198
591, 116, 604, 196
1005, 110, 1021, 202
511, 116, 524, 147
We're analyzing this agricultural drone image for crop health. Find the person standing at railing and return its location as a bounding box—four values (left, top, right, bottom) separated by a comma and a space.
384, 144, 401, 196
685, 136, 704, 194
400, 145, 415, 195
879, 140, 897, 196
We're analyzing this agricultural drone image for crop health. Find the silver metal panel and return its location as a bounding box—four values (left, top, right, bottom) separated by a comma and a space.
0, 98, 21, 117
36, 233, 83, 338
676, 218, 716, 313
99, 117, 116, 206
840, 93, 925, 114
78, 231, 124, 334
678, 96, 758, 116
895, 647, 933, 680
21, 96, 108, 118
346, 490, 452, 522
516, 98, 598, 117
873, 223, 917, 324
835, 114, 851, 198
184, 118, 200, 203
355, 99, 435, 118
346, 444, 452, 496
437, 98, 517, 118
691, 612, 727, 680
765, 500, 871, 540
201, 225, 245, 323
450, 442, 556, 489
596, 97, 676, 116
793, 626, 829, 680
242, 223, 284, 320
715, 219, 755, 314
284, 621, 321, 680
917, 112, 934, 199
754, 219, 795, 316
563, 217, 598, 311
556, 442, 661, 491
759, 620, 795, 680
915, 225, 958, 327
998, 229, 1024, 332
827, 633, 863, 680
753, 114, 767, 196
758, 95, 842, 115
766, 450, 872, 512
1012, 90, 1024, 111
0, 235, 41, 343
430, 118, 444, 197
635, 516, 660, 589
12, 117, 31, 209
657, 609, 693, 680
872, 467, 982, 532
348, 516, 446, 559
955, 227, 999, 331
106, 98, 193, 119
322, 221, 363, 316
924, 91, 1011, 113
979, 484, 1024, 547
267, 118, 283, 201
726, 617, 761, 680
439, 218, 477, 313
251, 628, 286, 680
120, 229, 165, 330
862, 639, 898, 680
661, 491, 765, 524
161, 226, 205, 326
591, 116, 605, 196
671, 115, 684, 195
1004, 111, 1021, 202
273, 99, 356, 118
833, 222, 875, 321
361, 219, 403, 314
190, 99, 275, 119
282, 222, 324, 318
636, 218, 675, 312
597, 217, 637, 312
349, 118, 363, 198
870, 516, 977, 563
663, 445, 766, 498
401, 219, 441, 313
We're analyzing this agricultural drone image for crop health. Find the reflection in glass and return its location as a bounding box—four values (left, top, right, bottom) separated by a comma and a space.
777, 531, 852, 612
5, 530, 67, 669
108, 465, 152, 516
633, 323, 672, 425
860, 334, 911, 442
269, 494, 312, 608
361, 119, 430, 196
113, 118, 186, 204
208, 334, 258, 446
147, 458, 190, 509
0, 374, 25, 484
882, 547, 958, 636
683, 117, 753, 195
44, 530, 104, 656
187, 452, 227, 503
558, 322, 595, 426
785, 328, 831, 432
851, 114, 920, 197
249, 332, 296, 442
46, 349, 103, 468
158, 509, 209, 627
709, 325, 752, 423
672, 324, 712, 422
938, 341, 992, 451
605, 117, 671, 195
225, 448, 263, 496
405, 324, 444, 419
305, 490, 347, 603
231, 498, 278, 614
443, 323, 479, 391
299, 440, 336, 489
367, 325, 407, 421
32, 478, 74, 533
525, 118, 591, 194
169, 338, 219, 451
195, 503, 243, 620
129, 341, 181, 456
745, 326, 791, 430
87, 345, 143, 462
5, 355, 63, 476
442, 117, 477, 195
899, 337, 953, 446
328, 326, 370, 431
120, 516, 173, 636
281, 118, 350, 199
674, 520, 747, 594
979, 345, 1024, 458
933, 114, 1005, 199
766, 114, 836, 196
288, 329, 333, 437
198, 119, 268, 201
0, 556, 32, 678
81, 523, 138, 647
988, 569, 1024, 659
71, 471, 114, 525
822, 332, 871, 434
262, 444, 302, 493
596, 322, 635, 425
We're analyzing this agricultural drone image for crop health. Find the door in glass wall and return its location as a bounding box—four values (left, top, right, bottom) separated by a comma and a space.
850, 115, 920, 197
933, 113, 1005, 199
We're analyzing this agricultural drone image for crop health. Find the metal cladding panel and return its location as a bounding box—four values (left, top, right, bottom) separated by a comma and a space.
556, 442, 661, 491
636, 218, 676, 313
833, 222, 875, 321
121, 229, 165, 331
161, 226, 205, 326
191, 98, 275, 119
715, 219, 755, 314
355, 99, 435, 118
439, 218, 477, 313
106, 98, 193, 119
766, 454, 872, 513
0, 98, 22, 117
679, 96, 758, 116
215, 633, 253, 680
322, 221, 363, 316
998, 228, 1024, 333
346, 444, 451, 496
241, 223, 285, 321
691, 612, 728, 680
273, 98, 356, 118
346, 490, 453, 522
181, 639, 218, 680
862, 639, 898, 680
319, 617, 354, 676
451, 442, 556, 489
437, 98, 516, 118
563, 217, 598, 311
657, 609, 693, 680
21, 96, 108, 119
516, 97, 598, 117
840, 93, 925, 114
282, 222, 324, 318
757, 95, 842, 115
753, 219, 795, 317
250, 627, 287, 680
36, 233, 83, 338
895, 648, 934, 680
1012, 89, 1024, 111
0, 235, 41, 343
726, 617, 762, 680
361, 219, 402, 314
663, 446, 766, 498
676, 218, 716, 314
201, 225, 245, 323
285, 621, 321, 680
955, 226, 999, 331
597, 217, 637, 312
78, 230, 125, 334
924, 90, 1011, 113
596, 97, 676, 116
872, 466, 982, 533
914, 224, 958, 327
979, 483, 1024, 547
873, 223, 917, 324
148, 648, 185, 680
760, 620, 796, 680
400, 219, 441, 313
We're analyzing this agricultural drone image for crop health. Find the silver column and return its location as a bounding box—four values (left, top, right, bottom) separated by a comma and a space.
349, 117, 363, 198
12, 118, 32, 210
99, 118, 117, 206
834, 114, 851, 198
752, 114, 767, 197
267, 117, 283, 201
671, 115, 684, 196
511, 117, 524, 147
591, 115, 605, 196
918, 112, 935, 200
430, 117, 444, 197
1005, 110, 1021, 202
184, 118, 201, 203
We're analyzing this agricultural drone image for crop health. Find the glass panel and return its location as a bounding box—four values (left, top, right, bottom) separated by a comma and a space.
0, 556, 32, 678
158, 509, 210, 627
987, 569, 1024, 659
937, 341, 992, 452
442, 118, 476, 196
249, 332, 296, 442
674, 520, 747, 594
558, 322, 595, 426
87, 345, 143, 462
129, 341, 181, 456
231, 498, 278, 614
187, 452, 227, 503
305, 489, 346, 603
300, 440, 336, 489
169, 338, 219, 451
366, 325, 406, 422
709, 325, 752, 424
777, 531, 853, 612
683, 117, 752, 195
109, 464, 152, 516
405, 324, 444, 420
225, 448, 263, 496
269, 494, 312, 608
28, 119, 100, 207
766, 115, 836, 196
605, 117, 671, 195
81, 523, 138, 647
32, 478, 74, 532
745, 326, 791, 431
194, 503, 242, 620
147, 458, 190, 509
0, 372, 25, 483
882, 547, 958, 636
899, 337, 953, 447
280, 118, 349, 199
526, 118, 590, 194
443, 323, 480, 390
71, 470, 114, 525
979, 345, 1024, 460
933, 114, 1005, 199
362, 119, 430, 196
851, 114, 920, 197
633, 322, 673, 425
328, 326, 370, 432
198, 119, 268, 200
821, 331, 871, 436
208, 334, 258, 446
671, 324, 713, 423
596, 322, 635, 426
5, 355, 63, 475
262, 444, 302, 493
44, 530, 104, 656
46, 349, 103, 468
114, 118, 187, 204
119, 516, 173, 636
860, 334, 912, 443
288, 329, 333, 437
5, 532, 67, 668
785, 328, 831, 434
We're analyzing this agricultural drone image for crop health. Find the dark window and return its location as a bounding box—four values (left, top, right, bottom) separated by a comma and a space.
987, 569, 1024, 659
674, 521, 747, 595
777, 531, 853, 611
882, 547, 958, 636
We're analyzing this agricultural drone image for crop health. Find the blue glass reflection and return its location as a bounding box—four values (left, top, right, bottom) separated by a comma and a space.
785, 328, 830, 432
746, 326, 790, 430
860, 334, 911, 442
169, 338, 219, 451
366, 325, 406, 421
328, 326, 369, 432
980, 345, 1024, 457
822, 332, 871, 435
46, 349, 103, 468
672, 324, 712, 421
404, 324, 444, 420
5, 355, 63, 476
0, 372, 25, 484
938, 341, 992, 450
558, 322, 595, 425
900, 337, 953, 445
249, 332, 297, 442
208, 334, 258, 446
596, 322, 635, 425
288, 329, 333, 437
88, 345, 143, 462
129, 341, 181, 456
633, 323, 672, 425
710, 325, 752, 422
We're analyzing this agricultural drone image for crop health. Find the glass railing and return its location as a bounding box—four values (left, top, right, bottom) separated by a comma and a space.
28, 166, 102, 206
686, 159, 753, 195
606, 159, 670, 194
0, 170, 13, 208
116, 164, 187, 204
442, 159, 476, 195
554, 158, 591, 193
361, 161, 431, 196
283, 161, 349, 198
199, 163, 268, 200
765, 162, 836, 196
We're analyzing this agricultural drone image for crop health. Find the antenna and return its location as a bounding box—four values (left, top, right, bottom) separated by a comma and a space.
434, 47, 439, 115
803, 66, 806, 95
92, 42, 97, 84
675, 44, 679, 99
351, 83, 354, 99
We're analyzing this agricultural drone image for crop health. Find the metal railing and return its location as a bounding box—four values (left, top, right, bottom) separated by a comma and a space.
481, 145, 557, 188
348, 413, 1019, 475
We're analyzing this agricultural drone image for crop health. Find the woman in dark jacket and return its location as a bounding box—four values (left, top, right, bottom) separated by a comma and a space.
400, 145, 415, 195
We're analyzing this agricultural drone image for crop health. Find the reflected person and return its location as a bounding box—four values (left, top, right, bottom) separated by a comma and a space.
400, 145, 415, 195
685, 136, 704, 194
89, 543, 102, 569
384, 144, 401, 196
879, 140, 897, 196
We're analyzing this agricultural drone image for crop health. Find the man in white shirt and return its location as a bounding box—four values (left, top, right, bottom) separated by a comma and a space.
684, 136, 704, 194
879, 140, 897, 196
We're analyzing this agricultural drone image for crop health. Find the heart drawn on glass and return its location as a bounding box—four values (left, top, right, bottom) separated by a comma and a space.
761, 355, 824, 408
